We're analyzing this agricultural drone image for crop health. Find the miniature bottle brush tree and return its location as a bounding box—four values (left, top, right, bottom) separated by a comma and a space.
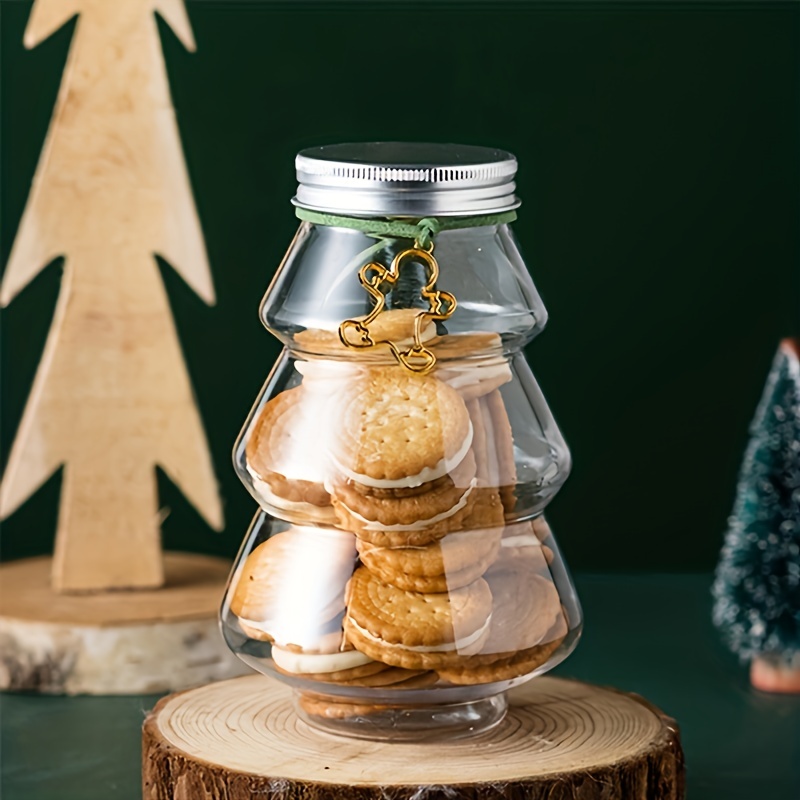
713, 338, 800, 693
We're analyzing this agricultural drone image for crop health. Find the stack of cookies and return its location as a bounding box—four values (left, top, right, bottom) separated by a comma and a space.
230, 313, 568, 694
326, 365, 505, 675
229, 525, 438, 689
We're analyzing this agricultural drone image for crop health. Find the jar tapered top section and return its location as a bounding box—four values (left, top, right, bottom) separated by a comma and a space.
293, 142, 521, 217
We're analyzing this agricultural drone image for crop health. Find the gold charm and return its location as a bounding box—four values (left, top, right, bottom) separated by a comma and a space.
339, 245, 456, 374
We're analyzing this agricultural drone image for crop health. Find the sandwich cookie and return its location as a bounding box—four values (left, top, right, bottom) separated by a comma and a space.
229, 526, 358, 654
492, 519, 555, 572
294, 359, 368, 386
294, 308, 437, 358
344, 566, 493, 670
245, 387, 337, 524
352, 481, 505, 549
437, 625, 565, 685
467, 390, 517, 513
467, 397, 495, 487
438, 358, 513, 401
486, 390, 517, 512
271, 646, 434, 687
437, 563, 565, 685
356, 524, 503, 593
298, 694, 389, 721
330, 450, 478, 534
427, 332, 505, 360
297, 675, 440, 722
330, 368, 473, 490
432, 333, 512, 401
270, 646, 385, 683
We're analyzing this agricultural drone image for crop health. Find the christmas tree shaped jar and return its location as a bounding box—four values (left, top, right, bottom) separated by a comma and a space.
222, 143, 583, 739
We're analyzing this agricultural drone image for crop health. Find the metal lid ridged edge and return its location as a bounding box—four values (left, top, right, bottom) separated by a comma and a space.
295, 157, 517, 185
293, 142, 520, 217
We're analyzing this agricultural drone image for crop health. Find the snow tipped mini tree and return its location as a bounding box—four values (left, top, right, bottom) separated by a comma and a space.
1, 0, 223, 592
712, 338, 800, 693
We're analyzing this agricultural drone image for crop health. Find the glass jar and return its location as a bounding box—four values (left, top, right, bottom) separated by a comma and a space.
221, 143, 582, 740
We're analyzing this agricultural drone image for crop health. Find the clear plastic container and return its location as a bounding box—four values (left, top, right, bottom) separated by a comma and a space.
221, 143, 582, 740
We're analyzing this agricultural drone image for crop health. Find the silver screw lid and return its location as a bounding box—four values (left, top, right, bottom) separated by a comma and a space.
293, 142, 520, 218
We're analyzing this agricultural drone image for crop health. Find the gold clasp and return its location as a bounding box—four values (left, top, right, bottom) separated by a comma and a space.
338, 245, 456, 374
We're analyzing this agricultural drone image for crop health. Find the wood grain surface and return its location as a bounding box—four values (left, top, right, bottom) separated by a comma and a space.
143, 673, 685, 799
0, 554, 247, 694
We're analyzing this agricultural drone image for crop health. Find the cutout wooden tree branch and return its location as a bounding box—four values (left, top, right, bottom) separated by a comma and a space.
1, 0, 223, 592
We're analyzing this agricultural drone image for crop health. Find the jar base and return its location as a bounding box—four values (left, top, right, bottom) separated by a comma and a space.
295, 691, 508, 741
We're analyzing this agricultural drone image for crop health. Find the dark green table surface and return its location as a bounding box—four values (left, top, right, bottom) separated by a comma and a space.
2, 573, 798, 800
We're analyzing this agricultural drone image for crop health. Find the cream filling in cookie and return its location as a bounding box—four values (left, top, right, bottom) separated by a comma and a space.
341, 479, 477, 531
483, 405, 501, 485
332, 423, 474, 490
439, 363, 512, 390
239, 620, 344, 653
348, 615, 491, 654
501, 534, 542, 548
271, 646, 373, 674
295, 360, 367, 381
247, 468, 337, 523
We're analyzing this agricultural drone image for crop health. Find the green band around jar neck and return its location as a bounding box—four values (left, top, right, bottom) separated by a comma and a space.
294, 208, 518, 249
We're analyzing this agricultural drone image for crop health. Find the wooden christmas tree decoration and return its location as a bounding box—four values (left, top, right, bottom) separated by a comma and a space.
1, 0, 221, 592
713, 337, 800, 693
143, 674, 685, 799
0, 0, 246, 693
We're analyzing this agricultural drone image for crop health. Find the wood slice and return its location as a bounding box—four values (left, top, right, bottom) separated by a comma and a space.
0, 553, 248, 694
142, 674, 685, 800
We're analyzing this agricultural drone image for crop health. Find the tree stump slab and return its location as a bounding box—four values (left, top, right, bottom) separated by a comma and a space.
142, 674, 685, 799
0, 554, 248, 694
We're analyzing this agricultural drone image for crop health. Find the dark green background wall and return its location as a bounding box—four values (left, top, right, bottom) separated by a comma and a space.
2, 1, 798, 572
